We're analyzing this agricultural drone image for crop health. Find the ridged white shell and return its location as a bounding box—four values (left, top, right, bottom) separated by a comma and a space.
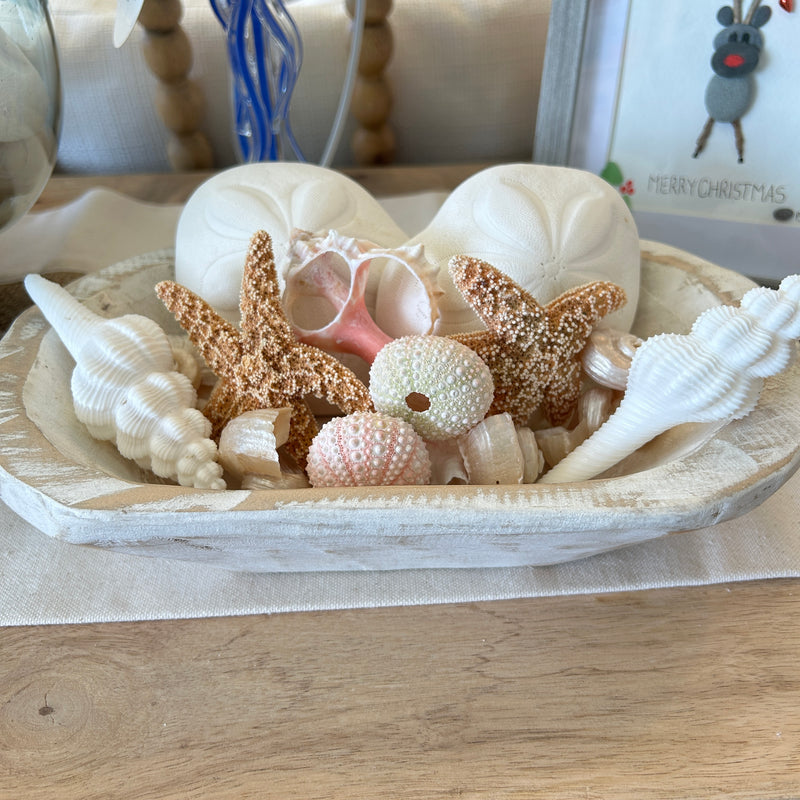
369, 335, 494, 440
540, 275, 800, 483
283, 229, 441, 363
405, 163, 641, 335
24, 274, 226, 490
217, 408, 292, 484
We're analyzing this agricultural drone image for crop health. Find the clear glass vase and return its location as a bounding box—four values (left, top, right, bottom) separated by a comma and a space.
0, 0, 60, 231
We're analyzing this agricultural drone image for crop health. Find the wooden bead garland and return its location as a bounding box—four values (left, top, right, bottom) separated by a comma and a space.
137, 0, 213, 170
346, 0, 395, 165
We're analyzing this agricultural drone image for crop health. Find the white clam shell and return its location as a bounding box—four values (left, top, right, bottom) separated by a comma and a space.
406, 163, 641, 335
540, 274, 800, 483
24, 274, 226, 490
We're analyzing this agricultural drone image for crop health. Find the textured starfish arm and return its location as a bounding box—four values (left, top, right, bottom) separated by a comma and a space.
547, 281, 627, 334
282, 400, 319, 470
156, 280, 243, 375
239, 230, 287, 326
202, 378, 247, 441
541, 360, 584, 427
449, 255, 546, 342
296, 345, 373, 414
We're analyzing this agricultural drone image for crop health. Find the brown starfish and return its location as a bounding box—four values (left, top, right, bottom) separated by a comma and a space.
448, 255, 627, 426
156, 230, 373, 468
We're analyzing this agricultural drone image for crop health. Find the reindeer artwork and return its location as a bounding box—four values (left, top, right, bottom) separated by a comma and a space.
693, 0, 772, 163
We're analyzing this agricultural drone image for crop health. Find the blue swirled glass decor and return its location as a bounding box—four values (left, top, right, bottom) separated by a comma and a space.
209, 0, 305, 162
209, 0, 365, 166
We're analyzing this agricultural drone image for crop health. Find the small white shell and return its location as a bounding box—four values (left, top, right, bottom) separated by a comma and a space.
540, 275, 800, 483
425, 438, 468, 485
534, 387, 617, 468
458, 413, 544, 485
581, 329, 642, 390
24, 274, 225, 490
218, 408, 292, 483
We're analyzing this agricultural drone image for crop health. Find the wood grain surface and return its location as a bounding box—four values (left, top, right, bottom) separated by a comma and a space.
2, 581, 799, 799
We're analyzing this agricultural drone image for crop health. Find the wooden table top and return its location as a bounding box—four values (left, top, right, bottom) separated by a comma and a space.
2, 165, 800, 800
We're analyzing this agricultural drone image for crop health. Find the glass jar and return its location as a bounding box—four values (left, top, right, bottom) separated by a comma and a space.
0, 0, 61, 231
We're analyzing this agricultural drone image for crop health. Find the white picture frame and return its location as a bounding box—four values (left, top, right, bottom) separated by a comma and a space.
534, 0, 800, 285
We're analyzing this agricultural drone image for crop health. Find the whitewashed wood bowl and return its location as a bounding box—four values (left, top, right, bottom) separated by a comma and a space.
1, 240, 799, 573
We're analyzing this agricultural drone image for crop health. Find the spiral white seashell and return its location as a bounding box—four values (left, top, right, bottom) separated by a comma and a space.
24, 274, 226, 490
405, 163, 641, 335
283, 228, 441, 363
540, 275, 800, 484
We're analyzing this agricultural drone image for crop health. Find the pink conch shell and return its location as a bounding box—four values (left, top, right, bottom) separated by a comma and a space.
540, 275, 800, 483
283, 229, 441, 364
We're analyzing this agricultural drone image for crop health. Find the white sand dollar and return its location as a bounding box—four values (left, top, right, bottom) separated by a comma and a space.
405, 163, 641, 334
174, 162, 410, 313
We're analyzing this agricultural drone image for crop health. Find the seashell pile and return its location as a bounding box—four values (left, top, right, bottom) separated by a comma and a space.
22, 163, 800, 492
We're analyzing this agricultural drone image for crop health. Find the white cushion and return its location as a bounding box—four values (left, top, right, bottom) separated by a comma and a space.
49, 0, 549, 173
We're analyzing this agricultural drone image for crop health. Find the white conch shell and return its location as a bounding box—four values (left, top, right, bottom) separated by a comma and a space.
458, 413, 544, 485
406, 163, 641, 335
282, 229, 441, 363
540, 275, 800, 483
24, 274, 226, 490
581, 328, 642, 390
218, 407, 292, 484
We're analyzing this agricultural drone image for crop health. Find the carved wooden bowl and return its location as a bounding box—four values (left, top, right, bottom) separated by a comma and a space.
1, 241, 798, 572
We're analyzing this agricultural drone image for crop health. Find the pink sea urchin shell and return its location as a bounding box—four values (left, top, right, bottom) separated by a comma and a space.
306, 411, 431, 487
369, 335, 494, 440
